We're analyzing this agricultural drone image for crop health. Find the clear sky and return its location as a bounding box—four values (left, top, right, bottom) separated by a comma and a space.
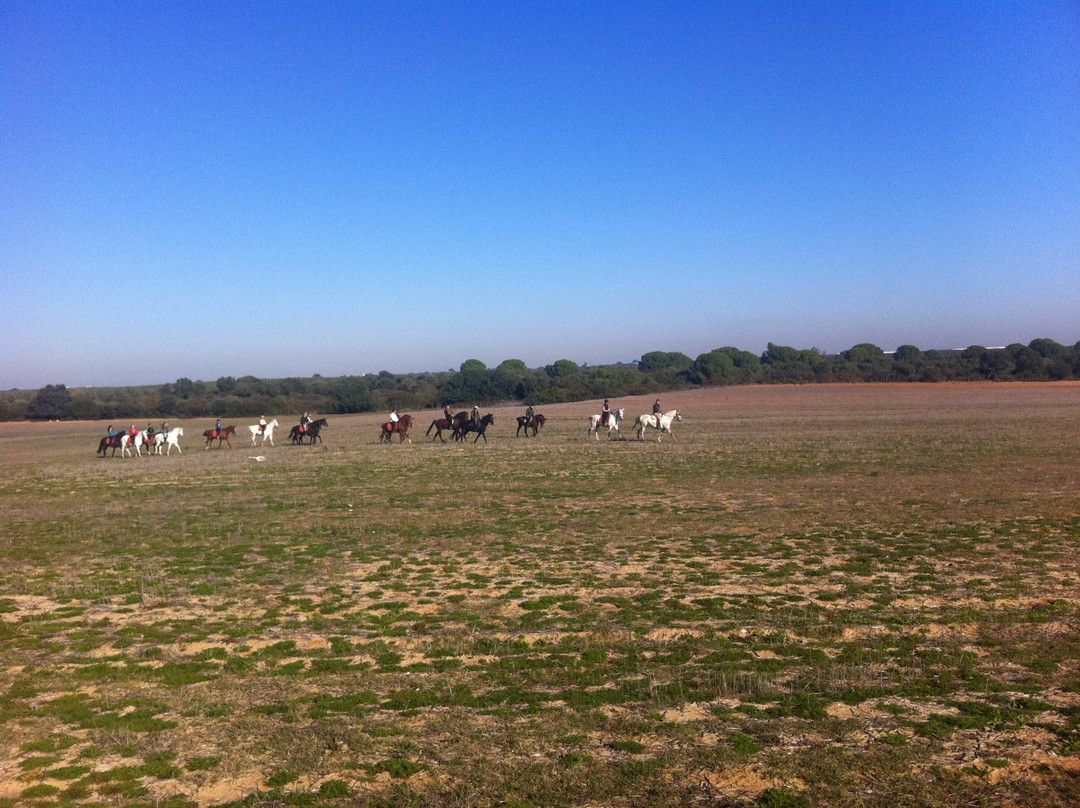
2, 1, 1078, 390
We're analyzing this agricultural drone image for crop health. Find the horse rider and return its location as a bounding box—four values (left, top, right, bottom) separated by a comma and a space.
161, 421, 169, 437
299, 412, 312, 433
145, 422, 155, 441
214, 419, 222, 438
259, 414, 267, 434
443, 404, 454, 425
652, 398, 662, 427
470, 405, 480, 425
601, 399, 611, 426
107, 424, 117, 445
129, 424, 138, 441
389, 409, 400, 432
525, 404, 534, 424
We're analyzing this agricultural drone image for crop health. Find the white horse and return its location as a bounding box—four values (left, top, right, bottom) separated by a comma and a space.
249, 419, 278, 446
636, 409, 682, 442
588, 407, 624, 440
120, 430, 150, 457
163, 427, 183, 455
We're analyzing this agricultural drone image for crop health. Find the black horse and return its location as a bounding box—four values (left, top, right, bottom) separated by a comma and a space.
516, 413, 546, 437
290, 418, 328, 445
454, 413, 495, 443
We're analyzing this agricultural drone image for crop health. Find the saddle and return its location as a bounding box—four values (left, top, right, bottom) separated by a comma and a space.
385, 421, 396, 432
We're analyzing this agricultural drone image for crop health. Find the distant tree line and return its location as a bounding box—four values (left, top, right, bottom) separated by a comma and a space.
5, 338, 1078, 422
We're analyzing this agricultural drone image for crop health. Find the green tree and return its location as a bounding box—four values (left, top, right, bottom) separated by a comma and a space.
1007, 343, 1044, 380
842, 343, 886, 363
892, 345, 923, 380
459, 359, 488, 373
26, 384, 74, 420
893, 344, 922, 363
690, 349, 736, 384
979, 349, 1011, 380
762, 343, 801, 364
444, 360, 494, 404
1028, 338, 1067, 359
547, 359, 581, 378
638, 351, 692, 374
234, 376, 266, 397
330, 377, 374, 413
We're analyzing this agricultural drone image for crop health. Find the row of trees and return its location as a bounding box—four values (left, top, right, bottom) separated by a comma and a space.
6, 338, 1078, 422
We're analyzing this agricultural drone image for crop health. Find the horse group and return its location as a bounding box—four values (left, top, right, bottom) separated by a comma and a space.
424, 412, 496, 443
95, 405, 683, 457
588, 407, 682, 442
97, 428, 185, 458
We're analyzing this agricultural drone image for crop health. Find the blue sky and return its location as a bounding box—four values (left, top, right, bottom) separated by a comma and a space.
2, 1, 1078, 389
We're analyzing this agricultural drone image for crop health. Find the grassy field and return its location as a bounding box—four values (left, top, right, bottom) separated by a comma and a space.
1, 383, 1078, 807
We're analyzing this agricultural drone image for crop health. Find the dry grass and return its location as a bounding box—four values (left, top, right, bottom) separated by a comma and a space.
1, 383, 1079, 807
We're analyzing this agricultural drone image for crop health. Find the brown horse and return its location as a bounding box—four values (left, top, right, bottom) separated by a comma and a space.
516, 413, 546, 437
203, 425, 236, 449
426, 411, 470, 443
380, 414, 413, 444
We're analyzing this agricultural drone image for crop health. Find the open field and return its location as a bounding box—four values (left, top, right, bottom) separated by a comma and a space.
2, 383, 1079, 807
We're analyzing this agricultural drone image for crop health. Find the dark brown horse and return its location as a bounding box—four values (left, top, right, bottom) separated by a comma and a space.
203, 425, 236, 449
426, 411, 470, 443
96, 435, 123, 457
454, 412, 495, 443
289, 418, 327, 445
380, 414, 413, 444
516, 413, 546, 437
